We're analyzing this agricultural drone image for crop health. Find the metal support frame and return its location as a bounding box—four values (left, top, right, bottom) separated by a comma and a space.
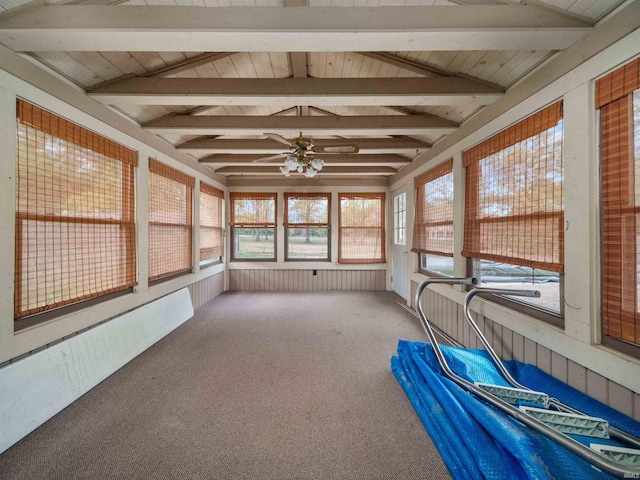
463, 288, 640, 450
414, 278, 640, 478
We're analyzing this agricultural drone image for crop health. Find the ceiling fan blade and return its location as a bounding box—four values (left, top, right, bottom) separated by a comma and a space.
252, 153, 287, 163
318, 144, 360, 154
264, 133, 294, 147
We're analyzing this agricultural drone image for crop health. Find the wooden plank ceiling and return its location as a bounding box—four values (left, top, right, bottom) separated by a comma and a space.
0, 0, 622, 181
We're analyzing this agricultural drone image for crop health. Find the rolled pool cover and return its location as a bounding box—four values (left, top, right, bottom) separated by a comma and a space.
391, 340, 640, 479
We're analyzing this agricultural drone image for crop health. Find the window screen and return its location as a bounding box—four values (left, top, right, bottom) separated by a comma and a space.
15, 100, 137, 318
338, 192, 386, 264
148, 159, 194, 281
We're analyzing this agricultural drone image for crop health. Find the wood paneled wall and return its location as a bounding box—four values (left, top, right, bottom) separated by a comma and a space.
229, 269, 385, 292
188, 271, 225, 310
411, 281, 640, 422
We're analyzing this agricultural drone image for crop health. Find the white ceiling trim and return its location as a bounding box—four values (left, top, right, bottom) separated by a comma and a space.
0, 5, 592, 52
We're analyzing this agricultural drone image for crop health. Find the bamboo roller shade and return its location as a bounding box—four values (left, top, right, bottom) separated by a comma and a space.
229, 192, 277, 227
15, 101, 137, 318
412, 159, 454, 257
462, 101, 564, 273
200, 182, 224, 261
148, 159, 194, 281
338, 192, 386, 264
17, 100, 137, 167
598, 57, 640, 345
283, 192, 331, 227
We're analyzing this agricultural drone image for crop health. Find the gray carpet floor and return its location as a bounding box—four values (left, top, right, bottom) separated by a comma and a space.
0, 291, 452, 480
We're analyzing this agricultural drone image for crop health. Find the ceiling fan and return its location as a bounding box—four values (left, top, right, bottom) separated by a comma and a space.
253, 133, 359, 178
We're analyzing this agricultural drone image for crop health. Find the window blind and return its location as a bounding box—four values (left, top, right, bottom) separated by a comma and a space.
229, 192, 276, 227
598, 57, 640, 346
462, 102, 564, 272
200, 182, 224, 262
338, 192, 386, 264
15, 100, 137, 318
283, 193, 330, 226
412, 159, 454, 257
148, 159, 194, 281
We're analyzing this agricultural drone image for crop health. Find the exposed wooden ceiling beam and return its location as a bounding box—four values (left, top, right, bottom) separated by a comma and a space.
288, 53, 308, 80
227, 177, 389, 187
358, 52, 503, 90
285, 0, 309, 116
143, 115, 457, 136
199, 154, 411, 165
382, 106, 459, 122
358, 52, 445, 78
88, 77, 503, 107
214, 166, 397, 176
143, 52, 236, 78
288, 53, 308, 116
177, 137, 431, 154
446, 0, 506, 4
272, 106, 299, 116
0, 6, 592, 52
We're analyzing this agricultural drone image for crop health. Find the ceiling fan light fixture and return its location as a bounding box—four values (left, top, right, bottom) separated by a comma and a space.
310, 158, 324, 171
284, 156, 298, 170
256, 133, 355, 179
279, 165, 291, 176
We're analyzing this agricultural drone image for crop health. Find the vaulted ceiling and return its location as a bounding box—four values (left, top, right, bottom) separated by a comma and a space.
0, 0, 626, 183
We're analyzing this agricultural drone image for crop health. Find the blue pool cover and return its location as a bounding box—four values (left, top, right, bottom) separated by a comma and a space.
391, 340, 640, 479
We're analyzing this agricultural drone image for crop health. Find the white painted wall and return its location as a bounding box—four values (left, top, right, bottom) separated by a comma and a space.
0, 288, 194, 455
394, 29, 640, 393
0, 51, 226, 365
0, 87, 16, 340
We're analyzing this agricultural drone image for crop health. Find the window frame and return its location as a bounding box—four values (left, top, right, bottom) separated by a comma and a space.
419, 253, 455, 278
468, 258, 565, 327
229, 192, 277, 262
14, 100, 138, 322
338, 192, 386, 265
283, 192, 331, 262
199, 182, 224, 268
148, 159, 195, 283
393, 192, 407, 246
596, 57, 640, 358
462, 102, 565, 323
413, 159, 455, 277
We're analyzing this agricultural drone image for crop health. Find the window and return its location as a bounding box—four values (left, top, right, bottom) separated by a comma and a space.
394, 192, 407, 245
463, 102, 564, 317
597, 57, 640, 354
14, 100, 137, 319
230, 192, 276, 261
421, 254, 454, 277
148, 159, 194, 281
284, 192, 330, 261
412, 159, 454, 277
200, 182, 224, 267
338, 192, 386, 264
